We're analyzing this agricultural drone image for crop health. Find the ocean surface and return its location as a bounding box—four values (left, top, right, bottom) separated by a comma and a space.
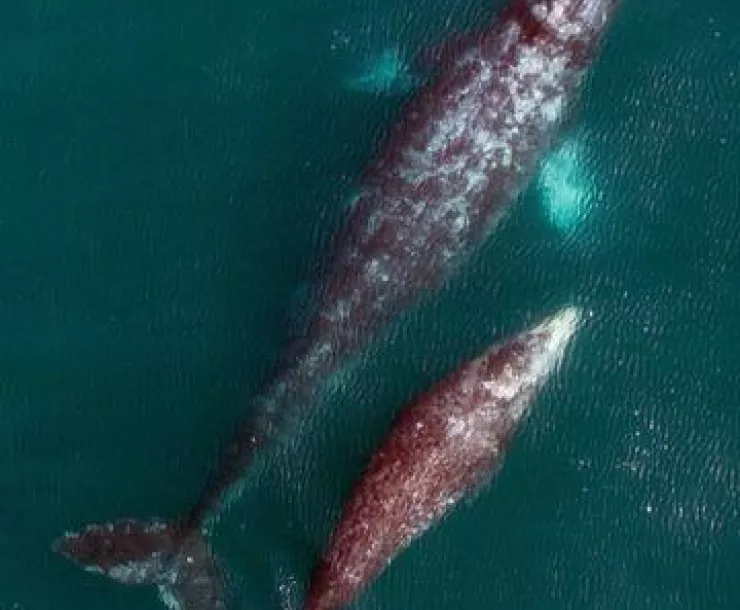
1, 1, 739, 609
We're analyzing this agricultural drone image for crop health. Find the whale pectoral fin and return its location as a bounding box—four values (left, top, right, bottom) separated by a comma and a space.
343, 46, 425, 97
54, 519, 226, 609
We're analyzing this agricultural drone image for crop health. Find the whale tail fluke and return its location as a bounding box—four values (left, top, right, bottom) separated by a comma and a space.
53, 518, 226, 609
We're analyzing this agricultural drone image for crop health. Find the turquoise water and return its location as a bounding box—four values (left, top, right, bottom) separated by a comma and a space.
1, 1, 739, 608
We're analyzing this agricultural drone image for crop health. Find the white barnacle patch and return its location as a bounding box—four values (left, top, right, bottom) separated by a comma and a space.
472, 127, 516, 171
464, 169, 488, 196
451, 214, 467, 233
498, 146, 513, 168
516, 45, 547, 77
481, 375, 520, 402
305, 340, 332, 370
108, 554, 167, 584
530, 1, 587, 41
530, 3, 549, 22
490, 361, 520, 393
479, 61, 494, 83
365, 258, 379, 277
445, 415, 468, 437
426, 112, 469, 158
433, 195, 471, 237
472, 129, 493, 152
540, 94, 565, 123
502, 44, 570, 130
363, 208, 383, 236
364, 257, 391, 283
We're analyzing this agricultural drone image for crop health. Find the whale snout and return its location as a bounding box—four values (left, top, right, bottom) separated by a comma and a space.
528, 0, 618, 42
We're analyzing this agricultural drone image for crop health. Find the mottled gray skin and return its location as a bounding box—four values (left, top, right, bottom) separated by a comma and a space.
53, 1, 619, 609
54, 521, 225, 610
190, 0, 619, 529
306, 306, 581, 610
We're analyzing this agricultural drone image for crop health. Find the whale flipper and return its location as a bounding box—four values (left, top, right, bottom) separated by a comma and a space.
342, 46, 423, 96
53, 519, 225, 609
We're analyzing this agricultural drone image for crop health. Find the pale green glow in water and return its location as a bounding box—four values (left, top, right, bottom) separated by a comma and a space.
537, 138, 594, 233
343, 46, 419, 95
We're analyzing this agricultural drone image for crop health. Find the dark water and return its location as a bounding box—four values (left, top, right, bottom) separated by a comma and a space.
1, 1, 739, 608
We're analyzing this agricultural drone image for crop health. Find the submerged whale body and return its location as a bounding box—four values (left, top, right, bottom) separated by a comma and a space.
54, 1, 620, 608
306, 305, 582, 610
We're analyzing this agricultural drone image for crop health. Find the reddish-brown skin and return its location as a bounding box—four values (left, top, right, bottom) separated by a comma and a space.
306, 306, 581, 610
189, 0, 619, 530
53, 2, 617, 609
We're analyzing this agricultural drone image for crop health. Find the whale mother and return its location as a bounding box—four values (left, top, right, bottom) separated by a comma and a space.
54, 2, 621, 609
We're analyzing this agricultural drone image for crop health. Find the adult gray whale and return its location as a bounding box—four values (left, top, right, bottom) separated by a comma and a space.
54, 1, 620, 608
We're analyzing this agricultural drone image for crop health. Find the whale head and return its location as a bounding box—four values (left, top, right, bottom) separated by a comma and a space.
526, 0, 620, 45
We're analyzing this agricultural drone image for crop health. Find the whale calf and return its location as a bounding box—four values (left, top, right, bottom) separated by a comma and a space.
54, 1, 620, 608
306, 306, 582, 610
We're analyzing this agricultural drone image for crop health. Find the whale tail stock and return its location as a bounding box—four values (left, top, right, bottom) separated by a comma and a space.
51, 347, 316, 609
53, 517, 226, 610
